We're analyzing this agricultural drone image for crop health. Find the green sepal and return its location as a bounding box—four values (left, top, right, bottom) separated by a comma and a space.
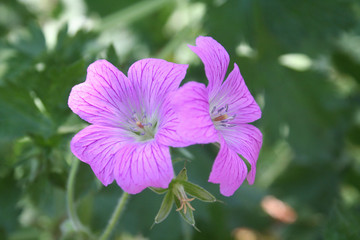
154, 190, 174, 224
175, 168, 188, 181
149, 187, 168, 195
178, 180, 216, 203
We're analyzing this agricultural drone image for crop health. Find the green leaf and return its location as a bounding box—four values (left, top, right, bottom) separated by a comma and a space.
12, 23, 46, 57
323, 203, 360, 240
0, 83, 53, 140
175, 168, 188, 181
154, 190, 174, 224
106, 44, 120, 67
179, 180, 216, 203
149, 187, 168, 195
96, 0, 176, 31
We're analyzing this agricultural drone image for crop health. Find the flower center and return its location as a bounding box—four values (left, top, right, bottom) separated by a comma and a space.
210, 104, 236, 128
127, 111, 157, 141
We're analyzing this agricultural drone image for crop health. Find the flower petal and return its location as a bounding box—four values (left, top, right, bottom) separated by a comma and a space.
68, 60, 133, 126
208, 136, 248, 196
211, 63, 261, 124
114, 140, 173, 194
220, 124, 262, 185
127, 58, 188, 114
70, 125, 134, 186
188, 36, 229, 100
156, 95, 194, 147
171, 81, 218, 144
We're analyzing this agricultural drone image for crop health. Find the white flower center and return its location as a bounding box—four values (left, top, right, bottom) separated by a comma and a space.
126, 111, 157, 141
210, 104, 236, 129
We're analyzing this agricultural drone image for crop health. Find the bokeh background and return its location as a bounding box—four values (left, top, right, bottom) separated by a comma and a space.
1, 0, 360, 239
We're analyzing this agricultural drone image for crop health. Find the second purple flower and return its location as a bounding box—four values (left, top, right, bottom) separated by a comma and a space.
173, 36, 263, 196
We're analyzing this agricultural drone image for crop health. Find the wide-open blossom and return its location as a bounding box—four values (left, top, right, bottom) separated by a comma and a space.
68, 59, 189, 194
173, 36, 262, 196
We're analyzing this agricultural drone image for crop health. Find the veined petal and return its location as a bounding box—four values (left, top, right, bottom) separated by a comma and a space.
68, 60, 133, 126
208, 136, 248, 197
70, 125, 134, 186
212, 63, 261, 124
156, 95, 194, 147
220, 124, 262, 185
114, 140, 173, 194
127, 58, 188, 114
189, 36, 229, 100
171, 81, 218, 144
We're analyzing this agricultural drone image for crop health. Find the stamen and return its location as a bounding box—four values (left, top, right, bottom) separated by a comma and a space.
127, 110, 156, 139
211, 106, 216, 114
226, 114, 236, 121
211, 104, 236, 128
220, 123, 236, 127
129, 127, 138, 132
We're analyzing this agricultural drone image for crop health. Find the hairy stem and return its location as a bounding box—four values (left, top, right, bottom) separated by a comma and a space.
67, 157, 82, 230
99, 191, 130, 240
66, 157, 95, 239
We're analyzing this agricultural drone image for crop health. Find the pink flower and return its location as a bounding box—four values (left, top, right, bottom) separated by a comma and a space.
173, 36, 262, 196
68, 59, 189, 194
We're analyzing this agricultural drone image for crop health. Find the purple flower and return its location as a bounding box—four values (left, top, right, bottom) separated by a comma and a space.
173, 36, 263, 196
68, 59, 189, 194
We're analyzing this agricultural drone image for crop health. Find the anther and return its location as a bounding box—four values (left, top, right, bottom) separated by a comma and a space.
129, 127, 138, 132
217, 107, 225, 113
225, 104, 229, 112
211, 106, 216, 114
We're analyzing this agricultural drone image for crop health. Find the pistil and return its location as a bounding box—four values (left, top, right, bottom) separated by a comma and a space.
210, 103, 236, 128
212, 114, 228, 122
128, 111, 156, 140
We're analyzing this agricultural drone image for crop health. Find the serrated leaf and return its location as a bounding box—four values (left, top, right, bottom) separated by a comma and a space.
149, 187, 168, 195
0, 83, 53, 140
175, 168, 188, 181
154, 190, 174, 224
12, 23, 46, 57
179, 180, 216, 203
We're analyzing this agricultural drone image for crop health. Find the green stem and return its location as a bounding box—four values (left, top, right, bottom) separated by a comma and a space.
67, 157, 82, 231
66, 157, 95, 239
99, 191, 130, 240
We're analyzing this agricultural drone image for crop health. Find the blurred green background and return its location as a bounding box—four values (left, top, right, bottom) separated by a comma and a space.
1, 0, 360, 239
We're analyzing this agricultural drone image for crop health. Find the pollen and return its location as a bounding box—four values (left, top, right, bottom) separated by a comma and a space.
136, 121, 144, 129
213, 114, 228, 122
